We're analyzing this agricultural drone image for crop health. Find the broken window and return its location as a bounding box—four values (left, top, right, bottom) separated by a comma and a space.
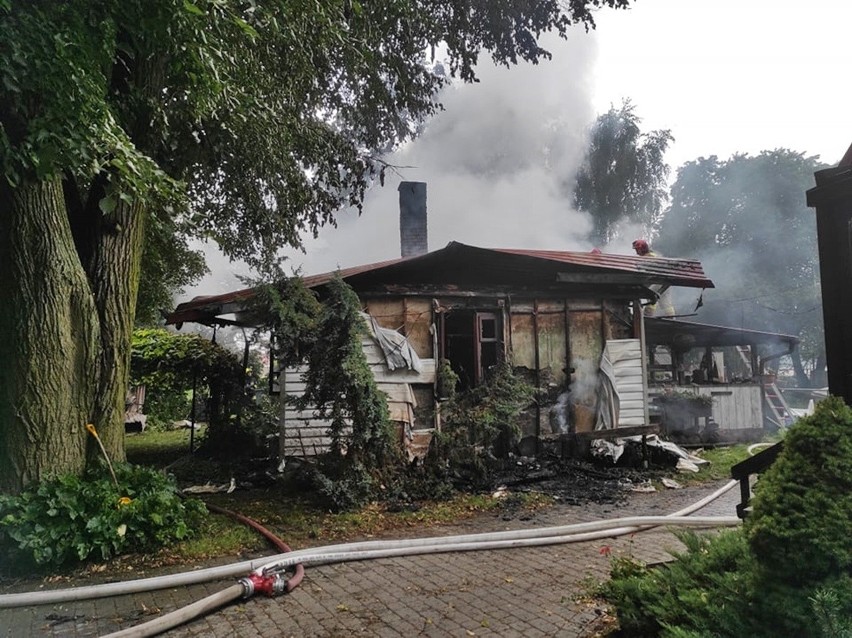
649, 345, 674, 384
442, 309, 503, 391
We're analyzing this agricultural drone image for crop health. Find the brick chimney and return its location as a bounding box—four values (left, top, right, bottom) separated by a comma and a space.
398, 181, 428, 258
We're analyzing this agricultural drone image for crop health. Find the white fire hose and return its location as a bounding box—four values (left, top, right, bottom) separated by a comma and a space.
1, 479, 741, 637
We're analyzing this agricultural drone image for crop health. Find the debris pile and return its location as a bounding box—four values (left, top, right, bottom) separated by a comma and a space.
494, 456, 666, 506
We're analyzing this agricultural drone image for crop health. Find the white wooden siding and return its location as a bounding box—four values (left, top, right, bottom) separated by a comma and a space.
280, 334, 436, 458
604, 339, 646, 426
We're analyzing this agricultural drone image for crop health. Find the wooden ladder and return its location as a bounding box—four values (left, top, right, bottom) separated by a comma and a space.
763, 381, 792, 428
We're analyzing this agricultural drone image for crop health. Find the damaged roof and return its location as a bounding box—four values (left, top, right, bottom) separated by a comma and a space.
492, 246, 712, 287
166, 241, 714, 327
645, 317, 799, 349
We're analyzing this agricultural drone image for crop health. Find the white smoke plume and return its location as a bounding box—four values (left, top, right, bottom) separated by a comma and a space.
292, 32, 598, 275
181, 30, 603, 301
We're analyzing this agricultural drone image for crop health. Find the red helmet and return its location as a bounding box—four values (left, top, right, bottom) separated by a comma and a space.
632, 239, 649, 255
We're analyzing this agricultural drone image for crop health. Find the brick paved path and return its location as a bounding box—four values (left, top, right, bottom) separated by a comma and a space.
1, 480, 739, 638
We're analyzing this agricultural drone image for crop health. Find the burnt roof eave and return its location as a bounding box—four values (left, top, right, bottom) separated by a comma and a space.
164, 242, 714, 326
644, 317, 800, 349
167, 285, 660, 328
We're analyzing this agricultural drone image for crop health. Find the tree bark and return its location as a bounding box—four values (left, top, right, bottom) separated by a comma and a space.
87, 198, 145, 463
0, 178, 100, 493
812, 352, 828, 387
790, 349, 811, 388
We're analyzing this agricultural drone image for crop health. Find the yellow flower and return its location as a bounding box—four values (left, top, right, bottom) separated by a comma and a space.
117, 496, 132, 507
85, 423, 99, 439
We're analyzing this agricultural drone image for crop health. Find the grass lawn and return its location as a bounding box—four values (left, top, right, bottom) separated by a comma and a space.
687, 444, 753, 482
125, 425, 203, 467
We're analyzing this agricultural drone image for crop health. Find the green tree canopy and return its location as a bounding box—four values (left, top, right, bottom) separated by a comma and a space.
135, 216, 207, 326
573, 99, 673, 244
655, 149, 827, 382
0, 0, 632, 492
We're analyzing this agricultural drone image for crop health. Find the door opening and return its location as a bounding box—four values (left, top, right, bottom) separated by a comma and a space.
443, 309, 502, 392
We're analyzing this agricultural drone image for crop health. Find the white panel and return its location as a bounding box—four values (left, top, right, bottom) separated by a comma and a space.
282, 363, 334, 456
280, 334, 425, 457
361, 340, 386, 365
283, 383, 308, 394
603, 339, 646, 427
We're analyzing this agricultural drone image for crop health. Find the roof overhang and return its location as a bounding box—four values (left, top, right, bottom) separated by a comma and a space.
645, 317, 799, 350
165, 242, 715, 328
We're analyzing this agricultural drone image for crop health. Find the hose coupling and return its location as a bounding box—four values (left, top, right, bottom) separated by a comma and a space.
239, 572, 288, 599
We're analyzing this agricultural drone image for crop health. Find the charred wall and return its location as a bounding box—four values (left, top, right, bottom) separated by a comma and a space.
361, 290, 637, 446
363, 297, 434, 357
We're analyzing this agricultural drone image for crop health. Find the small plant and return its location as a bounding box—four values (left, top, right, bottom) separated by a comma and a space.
654, 390, 713, 407
0, 461, 206, 569
305, 459, 377, 512
143, 389, 193, 431
599, 529, 757, 637
428, 361, 534, 490
600, 396, 852, 638
747, 395, 852, 585
436, 358, 459, 400
130, 328, 245, 444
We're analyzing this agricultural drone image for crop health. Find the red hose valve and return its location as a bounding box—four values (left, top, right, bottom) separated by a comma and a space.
239, 572, 287, 598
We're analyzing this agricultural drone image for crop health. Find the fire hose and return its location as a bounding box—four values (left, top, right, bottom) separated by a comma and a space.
105, 518, 741, 637
0, 479, 741, 637
0, 478, 738, 610
201, 501, 304, 593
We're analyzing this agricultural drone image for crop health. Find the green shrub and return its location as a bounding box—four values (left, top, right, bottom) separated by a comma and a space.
0, 462, 206, 569
143, 388, 192, 430
600, 530, 758, 638
131, 328, 245, 448
307, 459, 377, 512
747, 395, 852, 585
429, 361, 534, 489
812, 581, 852, 638
297, 276, 400, 469
266, 275, 403, 511
601, 395, 852, 637
436, 358, 459, 400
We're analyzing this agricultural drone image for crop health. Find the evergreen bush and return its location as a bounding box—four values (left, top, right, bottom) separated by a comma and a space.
268, 275, 403, 511
599, 530, 758, 637
601, 396, 852, 637
430, 361, 534, 489
130, 328, 244, 438
746, 395, 852, 584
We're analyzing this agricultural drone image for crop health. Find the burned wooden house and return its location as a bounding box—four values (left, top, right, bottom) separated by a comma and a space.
166, 182, 731, 459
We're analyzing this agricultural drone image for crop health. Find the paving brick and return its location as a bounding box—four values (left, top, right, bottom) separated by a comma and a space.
0, 480, 740, 637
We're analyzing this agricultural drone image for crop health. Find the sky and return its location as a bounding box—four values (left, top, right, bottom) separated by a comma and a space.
180, 0, 852, 303
591, 0, 851, 170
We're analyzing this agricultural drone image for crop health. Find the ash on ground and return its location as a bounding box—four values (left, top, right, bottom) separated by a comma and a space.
494, 456, 666, 507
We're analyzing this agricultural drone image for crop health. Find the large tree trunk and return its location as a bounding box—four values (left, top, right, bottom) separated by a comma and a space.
812, 352, 828, 387
791, 349, 811, 388
0, 178, 100, 493
87, 199, 146, 463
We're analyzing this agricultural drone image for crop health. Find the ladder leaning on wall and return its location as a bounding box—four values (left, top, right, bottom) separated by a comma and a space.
762, 380, 793, 429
